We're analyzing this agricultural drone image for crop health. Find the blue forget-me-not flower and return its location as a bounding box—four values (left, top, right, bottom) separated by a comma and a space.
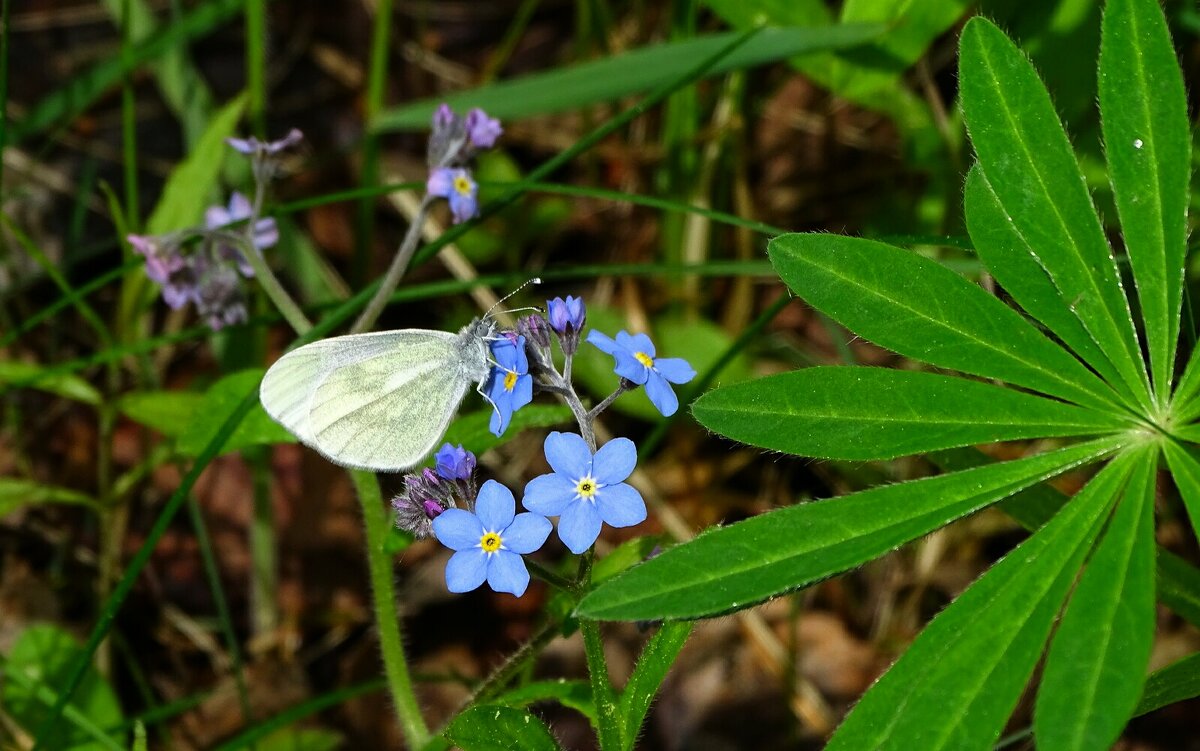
486, 335, 533, 436
587, 330, 696, 416
547, 295, 586, 354
523, 432, 646, 554
435, 443, 476, 482
433, 479, 551, 596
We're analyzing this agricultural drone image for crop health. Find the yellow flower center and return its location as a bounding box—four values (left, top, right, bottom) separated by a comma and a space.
634, 351, 654, 368
576, 476, 599, 499
480, 532, 502, 553
503, 370, 518, 392
453, 175, 473, 196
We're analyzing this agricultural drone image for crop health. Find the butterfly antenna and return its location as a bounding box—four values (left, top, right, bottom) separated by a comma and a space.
486, 277, 542, 320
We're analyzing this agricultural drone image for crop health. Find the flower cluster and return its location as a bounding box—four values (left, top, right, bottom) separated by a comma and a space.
425, 104, 501, 224
394, 295, 695, 598
131, 131, 302, 330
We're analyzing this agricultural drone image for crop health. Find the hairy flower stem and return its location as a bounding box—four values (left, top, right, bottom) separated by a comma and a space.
525, 559, 579, 594
257, 276, 430, 747
352, 193, 435, 334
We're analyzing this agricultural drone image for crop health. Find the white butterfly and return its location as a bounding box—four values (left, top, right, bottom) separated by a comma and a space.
259, 318, 496, 471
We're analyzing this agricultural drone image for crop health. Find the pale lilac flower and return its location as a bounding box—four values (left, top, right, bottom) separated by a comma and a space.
204, 192, 277, 277
465, 108, 502, 149
225, 128, 303, 156
427, 167, 479, 223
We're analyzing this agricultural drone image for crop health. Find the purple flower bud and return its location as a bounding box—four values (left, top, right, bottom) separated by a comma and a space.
435, 443, 476, 482
433, 103, 456, 130
517, 314, 552, 350
547, 296, 586, 355
423, 500, 445, 519
464, 108, 502, 149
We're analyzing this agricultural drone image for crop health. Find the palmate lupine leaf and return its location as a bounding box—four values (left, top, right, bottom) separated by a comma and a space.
575, 438, 1121, 621
689, 367, 1125, 461
959, 17, 1152, 413
825, 448, 1149, 751
962, 166, 1133, 403
1035, 444, 1156, 751
1098, 0, 1190, 400
767, 234, 1124, 413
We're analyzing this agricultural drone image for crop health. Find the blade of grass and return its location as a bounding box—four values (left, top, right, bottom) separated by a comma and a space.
121, 0, 139, 233
246, 0, 266, 136
211, 679, 386, 751
373, 25, 883, 131
185, 496, 252, 725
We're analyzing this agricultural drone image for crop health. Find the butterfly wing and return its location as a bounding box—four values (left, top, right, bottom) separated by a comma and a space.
260, 329, 475, 471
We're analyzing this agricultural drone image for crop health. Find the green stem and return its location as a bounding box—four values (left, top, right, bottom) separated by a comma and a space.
224, 230, 311, 333
467, 619, 561, 706
525, 559, 578, 593
349, 469, 430, 747
581, 620, 622, 750
351, 193, 433, 333
354, 0, 393, 287
248, 447, 278, 636
120, 0, 139, 232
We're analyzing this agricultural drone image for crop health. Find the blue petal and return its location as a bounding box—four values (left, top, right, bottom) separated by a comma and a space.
586, 330, 619, 354
644, 371, 679, 416
511, 335, 529, 374
475, 480, 515, 531
487, 550, 531, 596
592, 437, 636, 484
511, 373, 533, 411
445, 549, 489, 592
596, 483, 647, 528
558, 499, 602, 554
543, 432, 591, 478
654, 357, 696, 384
485, 366, 508, 401
624, 331, 656, 358
491, 339, 519, 369
503, 513, 552, 554
522, 473, 577, 516
614, 330, 638, 352
613, 351, 650, 384
488, 394, 512, 436
433, 508, 484, 551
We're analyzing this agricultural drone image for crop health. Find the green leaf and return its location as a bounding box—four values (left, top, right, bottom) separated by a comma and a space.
491, 680, 595, 724
1098, 0, 1189, 399
617, 622, 692, 750
768, 233, 1120, 412
373, 26, 881, 131
176, 371, 295, 457
1162, 441, 1200, 542
0, 479, 101, 516
932, 446, 1200, 628
255, 727, 343, 751
2, 624, 125, 750
1035, 446, 1157, 751
576, 438, 1119, 621
440, 404, 573, 458
962, 166, 1132, 402
691, 366, 1126, 461
0, 360, 101, 405
11, 0, 241, 144
442, 705, 562, 751
825, 450, 1140, 750
145, 94, 247, 235
117, 391, 204, 437
959, 17, 1150, 410
1135, 651, 1200, 716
